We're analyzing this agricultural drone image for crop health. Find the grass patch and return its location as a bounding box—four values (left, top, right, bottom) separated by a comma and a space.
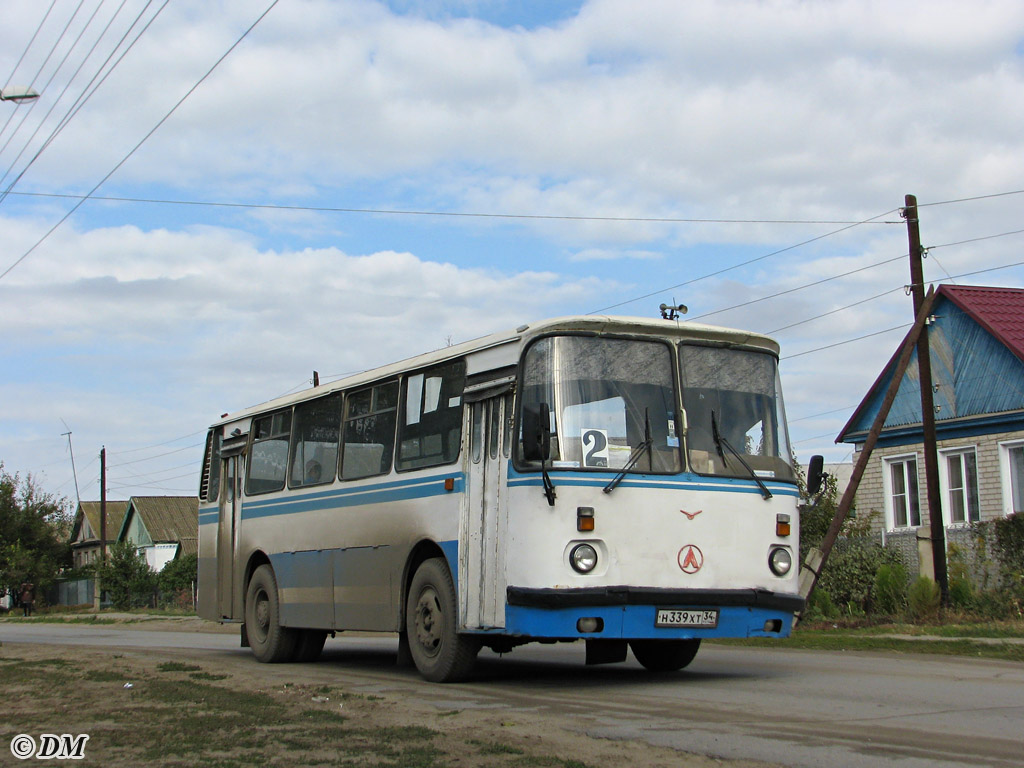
156, 661, 203, 673
717, 630, 1024, 662
189, 671, 229, 681
472, 740, 525, 755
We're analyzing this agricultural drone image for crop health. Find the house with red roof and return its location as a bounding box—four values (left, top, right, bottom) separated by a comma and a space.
837, 285, 1024, 569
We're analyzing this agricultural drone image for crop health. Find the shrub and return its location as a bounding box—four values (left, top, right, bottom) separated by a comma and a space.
817, 536, 903, 613
97, 541, 156, 610
908, 576, 941, 621
948, 576, 974, 609
804, 587, 839, 621
872, 563, 908, 615
993, 512, 1024, 589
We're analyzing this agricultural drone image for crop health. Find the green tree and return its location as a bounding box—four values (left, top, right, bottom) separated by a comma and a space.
158, 552, 198, 608
0, 463, 72, 606
98, 541, 157, 610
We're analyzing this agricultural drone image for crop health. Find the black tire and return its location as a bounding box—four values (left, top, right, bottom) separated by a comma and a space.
630, 638, 701, 672
292, 630, 328, 663
245, 564, 298, 663
406, 557, 480, 682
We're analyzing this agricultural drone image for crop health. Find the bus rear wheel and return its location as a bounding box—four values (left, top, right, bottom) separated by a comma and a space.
406, 557, 479, 683
630, 638, 701, 672
245, 564, 297, 663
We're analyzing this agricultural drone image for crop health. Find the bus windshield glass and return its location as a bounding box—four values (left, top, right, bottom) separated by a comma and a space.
519, 335, 680, 473
679, 345, 794, 482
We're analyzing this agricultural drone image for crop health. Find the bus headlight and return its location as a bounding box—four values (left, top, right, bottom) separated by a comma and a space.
570, 543, 598, 574
768, 547, 792, 577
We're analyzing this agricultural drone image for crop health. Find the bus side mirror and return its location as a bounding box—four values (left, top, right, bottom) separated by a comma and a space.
807, 454, 825, 496
522, 402, 552, 462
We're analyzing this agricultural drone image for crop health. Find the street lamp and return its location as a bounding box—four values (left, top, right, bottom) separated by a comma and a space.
0, 86, 40, 103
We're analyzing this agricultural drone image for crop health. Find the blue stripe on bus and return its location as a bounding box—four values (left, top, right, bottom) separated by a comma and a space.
505, 468, 800, 497
502, 603, 794, 640
239, 473, 466, 520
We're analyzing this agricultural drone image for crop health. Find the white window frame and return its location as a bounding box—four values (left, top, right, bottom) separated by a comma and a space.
882, 453, 922, 531
998, 440, 1024, 517
938, 445, 980, 527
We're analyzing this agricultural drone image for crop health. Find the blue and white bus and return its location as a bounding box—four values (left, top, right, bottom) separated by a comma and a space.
198, 316, 815, 682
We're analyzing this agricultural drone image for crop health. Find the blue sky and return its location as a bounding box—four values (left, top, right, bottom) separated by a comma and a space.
3, 0, 1024, 502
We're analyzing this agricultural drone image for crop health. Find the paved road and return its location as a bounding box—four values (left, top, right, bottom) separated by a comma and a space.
2, 622, 1022, 768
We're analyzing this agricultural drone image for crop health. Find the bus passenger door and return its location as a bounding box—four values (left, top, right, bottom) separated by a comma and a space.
217, 456, 239, 619
460, 393, 511, 629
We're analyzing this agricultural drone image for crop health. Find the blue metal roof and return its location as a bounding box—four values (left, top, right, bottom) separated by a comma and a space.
839, 289, 1024, 445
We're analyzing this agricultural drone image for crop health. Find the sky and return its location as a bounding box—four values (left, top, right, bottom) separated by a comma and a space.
2, 0, 1024, 505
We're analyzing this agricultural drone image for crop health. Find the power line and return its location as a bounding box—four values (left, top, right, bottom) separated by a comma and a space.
588, 207, 902, 315
781, 323, 910, 360
2, 189, 902, 226
0, 0, 164, 204
689, 254, 904, 324
0, 0, 282, 283
769, 286, 902, 335
918, 189, 1024, 208
927, 227, 1024, 252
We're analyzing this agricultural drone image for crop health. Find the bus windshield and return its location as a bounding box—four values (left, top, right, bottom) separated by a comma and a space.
679, 345, 794, 482
519, 335, 680, 473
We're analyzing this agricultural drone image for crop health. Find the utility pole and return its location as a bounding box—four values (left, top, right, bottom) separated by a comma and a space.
100, 447, 107, 563
903, 194, 949, 601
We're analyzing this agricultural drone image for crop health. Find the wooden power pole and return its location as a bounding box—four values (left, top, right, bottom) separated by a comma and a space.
903, 194, 949, 601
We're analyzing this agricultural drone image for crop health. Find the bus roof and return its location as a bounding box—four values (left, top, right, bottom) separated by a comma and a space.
209, 315, 779, 428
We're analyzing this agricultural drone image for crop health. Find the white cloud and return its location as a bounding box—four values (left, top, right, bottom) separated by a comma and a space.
3, 0, 1024, 490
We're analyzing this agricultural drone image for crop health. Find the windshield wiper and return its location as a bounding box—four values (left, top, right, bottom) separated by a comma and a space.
604, 409, 652, 493
710, 409, 773, 500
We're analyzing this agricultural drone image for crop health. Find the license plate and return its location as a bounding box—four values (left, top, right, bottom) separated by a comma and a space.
655, 608, 718, 628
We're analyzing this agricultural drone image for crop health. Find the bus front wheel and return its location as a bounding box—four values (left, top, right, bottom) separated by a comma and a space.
630, 638, 701, 672
245, 564, 297, 663
406, 557, 479, 683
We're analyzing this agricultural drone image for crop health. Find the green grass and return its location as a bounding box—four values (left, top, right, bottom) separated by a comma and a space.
156, 661, 203, 673
716, 628, 1024, 662
4, 653, 596, 767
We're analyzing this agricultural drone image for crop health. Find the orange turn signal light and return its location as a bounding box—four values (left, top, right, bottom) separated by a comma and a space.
577, 506, 595, 532
776, 514, 791, 537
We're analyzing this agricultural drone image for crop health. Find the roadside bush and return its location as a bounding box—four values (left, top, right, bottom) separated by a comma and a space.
872, 563, 908, 615
946, 542, 975, 610
97, 541, 156, 610
993, 512, 1024, 589
804, 587, 840, 621
908, 576, 941, 621
817, 536, 903, 614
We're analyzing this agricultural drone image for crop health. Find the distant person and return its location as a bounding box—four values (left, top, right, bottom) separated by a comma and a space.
20, 581, 34, 617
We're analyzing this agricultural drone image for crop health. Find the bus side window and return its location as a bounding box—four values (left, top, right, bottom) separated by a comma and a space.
396, 360, 466, 471
200, 427, 222, 502
246, 410, 291, 495
289, 393, 342, 488
341, 380, 398, 480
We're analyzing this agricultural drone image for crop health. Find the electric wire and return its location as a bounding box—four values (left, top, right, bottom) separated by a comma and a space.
688, 254, 904, 324
1, 0, 168, 206
927, 227, 1024, 252
918, 189, 1024, 207
1, 190, 901, 225
587, 207, 902, 315
0, 0, 282, 283
0, 0, 88, 156
0, 0, 125, 191
2, 0, 58, 89
781, 323, 910, 360
769, 286, 903, 335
